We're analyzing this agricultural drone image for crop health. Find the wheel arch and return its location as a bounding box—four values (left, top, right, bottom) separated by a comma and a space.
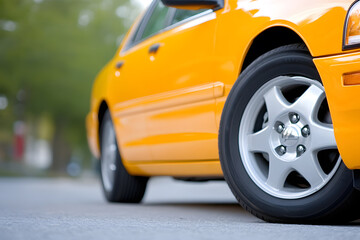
98, 100, 109, 139
241, 26, 310, 73
90, 99, 109, 159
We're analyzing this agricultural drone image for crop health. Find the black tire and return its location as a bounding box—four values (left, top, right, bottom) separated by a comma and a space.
219, 44, 360, 224
99, 110, 148, 203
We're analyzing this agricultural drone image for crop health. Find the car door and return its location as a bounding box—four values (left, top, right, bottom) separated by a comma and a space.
108, 1, 173, 162
142, 4, 222, 162
110, 0, 221, 163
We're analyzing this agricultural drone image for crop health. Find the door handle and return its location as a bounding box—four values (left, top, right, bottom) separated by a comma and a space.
115, 60, 125, 69
149, 43, 161, 54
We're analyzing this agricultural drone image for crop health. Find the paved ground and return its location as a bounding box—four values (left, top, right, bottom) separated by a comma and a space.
0, 177, 360, 240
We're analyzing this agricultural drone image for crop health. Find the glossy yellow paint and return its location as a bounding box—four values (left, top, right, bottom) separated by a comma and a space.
110, 10, 220, 165
125, 160, 223, 177
314, 51, 360, 169
86, 0, 360, 177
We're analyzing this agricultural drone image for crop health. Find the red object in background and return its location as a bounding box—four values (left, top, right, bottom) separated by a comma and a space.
13, 121, 25, 161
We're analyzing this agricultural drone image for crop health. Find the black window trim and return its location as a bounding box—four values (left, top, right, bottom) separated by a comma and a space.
121, 0, 218, 54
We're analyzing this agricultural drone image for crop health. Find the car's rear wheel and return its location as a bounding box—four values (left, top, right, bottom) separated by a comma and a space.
100, 110, 148, 203
219, 44, 360, 223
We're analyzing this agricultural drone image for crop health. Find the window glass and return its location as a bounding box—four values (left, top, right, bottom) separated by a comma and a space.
140, 1, 170, 40
171, 9, 207, 25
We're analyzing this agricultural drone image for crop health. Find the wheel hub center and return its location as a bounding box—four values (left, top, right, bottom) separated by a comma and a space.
281, 126, 300, 147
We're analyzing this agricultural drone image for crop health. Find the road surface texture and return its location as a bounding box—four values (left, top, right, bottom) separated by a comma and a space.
0, 177, 359, 240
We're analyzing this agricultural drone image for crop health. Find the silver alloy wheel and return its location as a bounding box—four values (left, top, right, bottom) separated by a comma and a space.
239, 76, 341, 199
101, 120, 117, 192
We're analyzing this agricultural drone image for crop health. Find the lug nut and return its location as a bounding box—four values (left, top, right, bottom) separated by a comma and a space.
289, 113, 300, 124
296, 145, 306, 157
275, 121, 285, 134
276, 145, 287, 156
301, 125, 310, 137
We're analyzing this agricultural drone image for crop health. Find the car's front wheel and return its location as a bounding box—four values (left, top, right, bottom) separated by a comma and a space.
219, 44, 360, 223
100, 110, 148, 203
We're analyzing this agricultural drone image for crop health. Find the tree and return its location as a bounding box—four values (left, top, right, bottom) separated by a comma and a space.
0, 0, 142, 171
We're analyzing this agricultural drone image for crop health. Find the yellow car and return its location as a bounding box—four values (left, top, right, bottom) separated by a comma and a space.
87, 0, 360, 223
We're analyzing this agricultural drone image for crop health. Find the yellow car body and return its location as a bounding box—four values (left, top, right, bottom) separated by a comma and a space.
87, 0, 360, 177
87, 0, 360, 223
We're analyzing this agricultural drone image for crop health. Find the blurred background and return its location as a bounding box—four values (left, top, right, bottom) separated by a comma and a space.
0, 0, 151, 177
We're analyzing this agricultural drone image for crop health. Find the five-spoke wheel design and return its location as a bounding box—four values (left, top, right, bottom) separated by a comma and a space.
239, 76, 340, 199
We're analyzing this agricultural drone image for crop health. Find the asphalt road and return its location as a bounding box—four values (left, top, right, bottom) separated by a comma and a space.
1, 177, 360, 240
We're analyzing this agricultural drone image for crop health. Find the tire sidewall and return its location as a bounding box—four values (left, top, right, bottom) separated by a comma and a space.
219, 46, 354, 222
99, 111, 121, 200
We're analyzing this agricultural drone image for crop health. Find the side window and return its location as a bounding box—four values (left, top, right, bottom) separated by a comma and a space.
171, 9, 207, 25
126, 1, 209, 50
140, 1, 170, 41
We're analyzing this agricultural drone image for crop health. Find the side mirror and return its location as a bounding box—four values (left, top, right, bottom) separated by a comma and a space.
161, 0, 223, 10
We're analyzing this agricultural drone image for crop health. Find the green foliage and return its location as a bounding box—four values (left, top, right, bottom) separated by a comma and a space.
0, 0, 142, 161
